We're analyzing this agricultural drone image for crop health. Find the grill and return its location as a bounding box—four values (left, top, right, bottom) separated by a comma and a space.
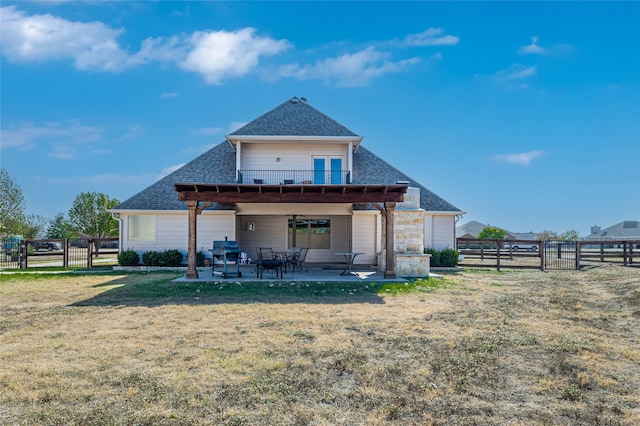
211, 239, 243, 278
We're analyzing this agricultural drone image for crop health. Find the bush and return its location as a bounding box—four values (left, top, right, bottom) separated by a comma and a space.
425, 248, 459, 267
439, 248, 459, 267
141, 250, 163, 266
162, 249, 183, 267
196, 250, 205, 267
118, 250, 140, 266
425, 248, 440, 266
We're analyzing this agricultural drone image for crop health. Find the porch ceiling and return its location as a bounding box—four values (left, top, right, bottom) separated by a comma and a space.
174, 183, 408, 204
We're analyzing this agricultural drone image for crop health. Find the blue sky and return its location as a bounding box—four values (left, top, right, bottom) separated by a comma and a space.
1, 1, 639, 237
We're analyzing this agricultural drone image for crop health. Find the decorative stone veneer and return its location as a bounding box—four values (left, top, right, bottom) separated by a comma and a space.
394, 209, 425, 254
377, 250, 431, 278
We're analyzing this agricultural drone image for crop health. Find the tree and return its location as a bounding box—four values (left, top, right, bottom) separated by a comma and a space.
67, 192, 120, 238
18, 214, 48, 240
478, 226, 506, 240
537, 230, 561, 241
47, 213, 75, 239
0, 167, 26, 235
561, 229, 580, 241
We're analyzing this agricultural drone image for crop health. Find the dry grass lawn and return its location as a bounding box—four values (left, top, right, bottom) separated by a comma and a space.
1, 264, 638, 425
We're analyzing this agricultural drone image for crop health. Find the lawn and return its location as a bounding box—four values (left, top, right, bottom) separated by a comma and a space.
1, 265, 638, 425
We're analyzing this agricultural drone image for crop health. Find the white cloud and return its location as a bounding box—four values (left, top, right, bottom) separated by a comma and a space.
1, 121, 103, 152
277, 47, 421, 87
161, 92, 178, 99
119, 124, 145, 141
0, 5, 133, 71
49, 163, 185, 185
490, 64, 537, 89
179, 28, 290, 84
519, 36, 546, 55
493, 150, 544, 166
404, 28, 459, 46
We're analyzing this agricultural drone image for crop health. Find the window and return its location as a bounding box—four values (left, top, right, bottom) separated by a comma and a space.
288, 219, 331, 249
128, 215, 156, 242
313, 156, 344, 184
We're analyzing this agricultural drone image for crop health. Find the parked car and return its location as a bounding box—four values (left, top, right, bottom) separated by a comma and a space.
504, 243, 539, 252
30, 241, 59, 251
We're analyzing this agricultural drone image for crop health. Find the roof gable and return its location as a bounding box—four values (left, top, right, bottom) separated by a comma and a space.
229, 97, 359, 137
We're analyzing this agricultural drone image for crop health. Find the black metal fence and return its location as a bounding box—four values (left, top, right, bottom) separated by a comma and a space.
0, 238, 119, 270
543, 241, 579, 270
457, 238, 638, 271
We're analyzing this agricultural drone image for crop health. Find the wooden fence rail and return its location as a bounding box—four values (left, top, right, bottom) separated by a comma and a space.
456, 238, 638, 271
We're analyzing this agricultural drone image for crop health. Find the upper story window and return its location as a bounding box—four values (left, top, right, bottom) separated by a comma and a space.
313, 156, 344, 184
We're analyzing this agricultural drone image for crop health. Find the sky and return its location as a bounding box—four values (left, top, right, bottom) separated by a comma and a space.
1, 1, 639, 238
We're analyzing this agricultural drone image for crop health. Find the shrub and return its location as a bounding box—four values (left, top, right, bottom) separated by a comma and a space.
439, 248, 460, 267
425, 248, 459, 267
425, 248, 440, 266
196, 250, 205, 267
162, 249, 183, 267
141, 250, 163, 266
118, 249, 140, 266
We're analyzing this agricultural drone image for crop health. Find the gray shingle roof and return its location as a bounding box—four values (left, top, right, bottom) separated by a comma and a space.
113, 98, 462, 213
230, 97, 358, 137
352, 146, 462, 212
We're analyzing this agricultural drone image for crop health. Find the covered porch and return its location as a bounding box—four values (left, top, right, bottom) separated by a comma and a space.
174, 182, 409, 280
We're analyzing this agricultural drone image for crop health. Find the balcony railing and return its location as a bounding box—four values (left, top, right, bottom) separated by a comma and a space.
238, 170, 351, 185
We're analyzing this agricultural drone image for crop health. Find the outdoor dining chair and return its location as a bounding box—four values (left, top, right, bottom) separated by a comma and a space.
288, 247, 309, 273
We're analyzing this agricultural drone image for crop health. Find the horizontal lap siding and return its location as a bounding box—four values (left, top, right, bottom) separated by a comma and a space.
236, 216, 287, 260
122, 212, 236, 257
431, 215, 455, 249
352, 213, 378, 264
241, 143, 349, 170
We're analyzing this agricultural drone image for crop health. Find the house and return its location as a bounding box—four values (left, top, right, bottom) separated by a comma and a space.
583, 221, 640, 245
111, 97, 464, 278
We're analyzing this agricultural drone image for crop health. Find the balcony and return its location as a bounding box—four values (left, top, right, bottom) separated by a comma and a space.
237, 170, 351, 185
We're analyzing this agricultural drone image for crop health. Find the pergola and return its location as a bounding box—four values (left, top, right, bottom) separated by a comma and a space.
173, 182, 409, 279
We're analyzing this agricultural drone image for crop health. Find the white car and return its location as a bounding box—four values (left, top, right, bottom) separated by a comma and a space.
505, 243, 538, 252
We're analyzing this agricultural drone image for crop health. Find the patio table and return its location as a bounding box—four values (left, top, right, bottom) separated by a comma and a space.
334, 252, 364, 276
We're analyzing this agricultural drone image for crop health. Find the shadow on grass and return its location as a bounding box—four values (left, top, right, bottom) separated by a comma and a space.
71, 272, 389, 307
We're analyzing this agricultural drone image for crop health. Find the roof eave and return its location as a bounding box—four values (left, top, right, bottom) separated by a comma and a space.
226, 135, 363, 151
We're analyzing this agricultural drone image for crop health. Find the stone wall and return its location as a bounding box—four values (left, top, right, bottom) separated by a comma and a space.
394, 209, 425, 254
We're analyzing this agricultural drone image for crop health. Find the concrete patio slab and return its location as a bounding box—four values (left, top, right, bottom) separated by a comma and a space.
172, 263, 411, 283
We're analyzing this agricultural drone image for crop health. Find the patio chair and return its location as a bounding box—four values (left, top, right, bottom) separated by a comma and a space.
288, 247, 309, 273
256, 247, 284, 279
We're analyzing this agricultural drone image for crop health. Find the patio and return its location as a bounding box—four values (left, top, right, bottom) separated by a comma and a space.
173, 263, 409, 283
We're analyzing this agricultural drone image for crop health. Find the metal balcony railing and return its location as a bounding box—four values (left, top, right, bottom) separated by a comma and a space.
237, 170, 351, 185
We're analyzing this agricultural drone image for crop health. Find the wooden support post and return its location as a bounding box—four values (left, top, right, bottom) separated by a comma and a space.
496, 239, 501, 271
186, 200, 199, 279
623, 241, 628, 266
384, 202, 396, 279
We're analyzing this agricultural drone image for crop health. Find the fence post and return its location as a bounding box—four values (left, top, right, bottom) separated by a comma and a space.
496, 239, 501, 271
600, 243, 604, 262
575, 241, 580, 270
623, 241, 628, 266
63, 238, 68, 268
87, 239, 93, 268
21, 241, 28, 269
540, 240, 545, 271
